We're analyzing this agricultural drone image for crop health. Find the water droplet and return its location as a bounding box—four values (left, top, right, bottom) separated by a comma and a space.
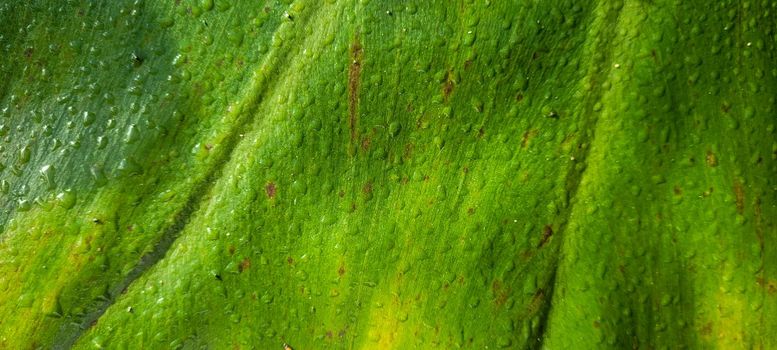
388, 122, 401, 137
19, 145, 31, 164
56, 190, 76, 209
117, 158, 142, 176
124, 124, 139, 144
96, 135, 107, 149
90, 165, 108, 186
261, 293, 274, 304
83, 111, 95, 126
17, 199, 31, 212
39, 165, 55, 190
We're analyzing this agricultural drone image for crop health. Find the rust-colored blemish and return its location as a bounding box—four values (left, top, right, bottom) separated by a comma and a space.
524, 288, 545, 317
362, 182, 373, 195
705, 151, 717, 167
492, 279, 509, 307
515, 93, 524, 102
403, 143, 414, 159
287, 256, 294, 265
360, 136, 371, 151
443, 80, 454, 100
755, 197, 764, 247
228, 245, 236, 255
734, 181, 745, 214
443, 71, 455, 101
338, 264, 346, 277
348, 35, 363, 151
265, 182, 276, 198
521, 129, 538, 148
673, 186, 682, 195
538, 225, 553, 247
700, 322, 712, 335
238, 258, 251, 272
756, 277, 776, 294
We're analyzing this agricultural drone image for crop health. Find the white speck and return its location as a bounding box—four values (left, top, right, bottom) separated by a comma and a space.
746, 42, 752, 47
614, 63, 621, 69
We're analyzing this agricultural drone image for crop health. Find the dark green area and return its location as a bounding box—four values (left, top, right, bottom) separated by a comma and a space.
0, 0, 775, 349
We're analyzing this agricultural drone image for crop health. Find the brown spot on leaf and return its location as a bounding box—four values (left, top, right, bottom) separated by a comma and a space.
228, 245, 235, 255
492, 279, 509, 307
755, 197, 764, 247
238, 258, 251, 272
362, 182, 373, 195
348, 36, 363, 152
673, 186, 682, 195
524, 288, 545, 317
443, 71, 455, 101
287, 256, 294, 265
521, 129, 538, 148
538, 225, 553, 247
705, 151, 717, 167
700, 322, 712, 335
756, 277, 777, 294
360, 136, 371, 151
734, 181, 745, 214
338, 264, 346, 276
515, 93, 524, 102
403, 143, 414, 159
265, 182, 276, 198
443, 81, 454, 100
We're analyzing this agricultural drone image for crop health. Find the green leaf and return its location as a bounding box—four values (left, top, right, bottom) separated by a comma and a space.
1, 0, 775, 349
